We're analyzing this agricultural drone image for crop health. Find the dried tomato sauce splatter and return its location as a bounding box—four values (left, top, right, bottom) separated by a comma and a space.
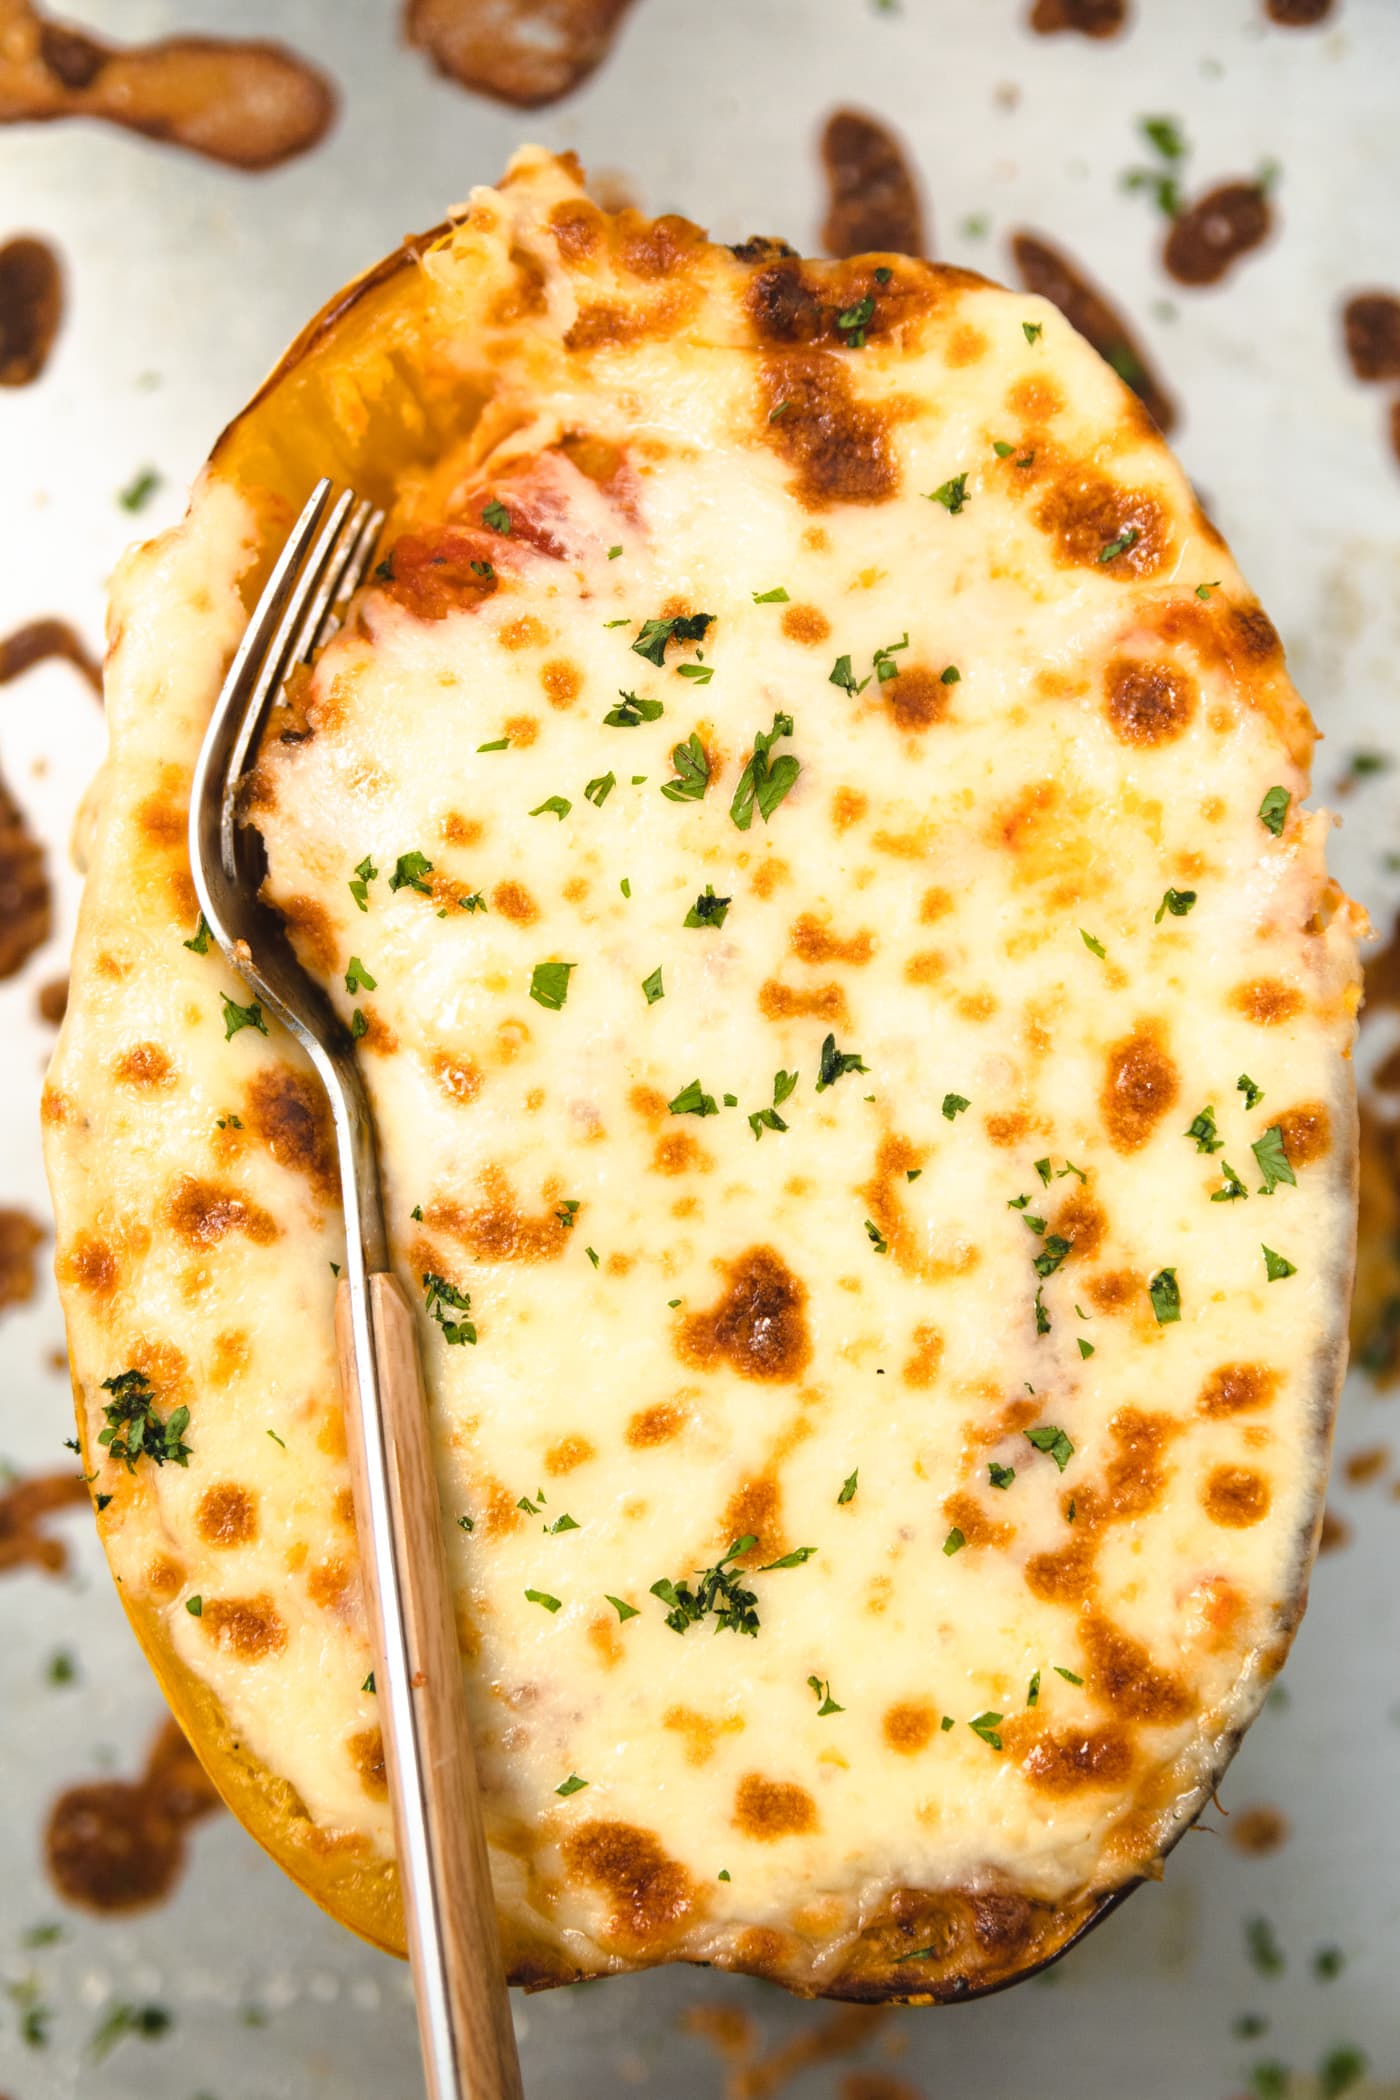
819, 110, 926, 261
1163, 182, 1274, 289
1028, 0, 1129, 33
45, 1716, 222, 1913
0, 617, 101, 694
1011, 232, 1176, 433
404, 0, 636, 109
1265, 0, 1334, 22
1341, 293, 1400, 383
0, 1, 336, 170
0, 771, 49, 979
0, 1206, 44, 1311
0, 1468, 87, 1578
0, 234, 61, 386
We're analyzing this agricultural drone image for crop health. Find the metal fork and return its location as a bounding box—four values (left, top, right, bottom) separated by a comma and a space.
189, 479, 523, 2100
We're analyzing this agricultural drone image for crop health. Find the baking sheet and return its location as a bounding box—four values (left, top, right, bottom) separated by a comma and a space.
3, 1, 1400, 2094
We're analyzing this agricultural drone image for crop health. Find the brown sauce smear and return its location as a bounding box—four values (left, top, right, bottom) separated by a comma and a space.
1028, 0, 1129, 33
0, 1466, 86, 1577
676, 1247, 811, 1383
0, 234, 61, 385
405, 0, 634, 109
0, 771, 49, 980
0, 1205, 44, 1311
1228, 1802, 1289, 1854
1265, 0, 1334, 20
0, 3, 335, 170
45, 1716, 221, 1912
1164, 183, 1273, 289
819, 109, 925, 260
1012, 232, 1175, 433
1341, 292, 1400, 382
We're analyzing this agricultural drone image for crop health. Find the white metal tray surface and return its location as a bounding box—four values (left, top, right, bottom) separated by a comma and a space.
2, 2, 1398, 2094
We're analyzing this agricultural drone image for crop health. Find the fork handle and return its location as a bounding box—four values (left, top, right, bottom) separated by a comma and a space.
336, 1273, 523, 2100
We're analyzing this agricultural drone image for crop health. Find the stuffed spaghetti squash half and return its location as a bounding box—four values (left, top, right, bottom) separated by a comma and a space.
43, 149, 1362, 2001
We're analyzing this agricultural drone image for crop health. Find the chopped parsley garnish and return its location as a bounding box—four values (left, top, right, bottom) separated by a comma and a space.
529, 796, 572, 822
183, 913, 211, 954
1077, 1337, 1095, 1359
349, 856, 378, 912
1035, 1158, 1052, 1185
753, 586, 790, 604
1034, 1285, 1051, 1335
1245, 1914, 1285, 1977
584, 772, 615, 807
808, 1676, 844, 1715
460, 892, 486, 913
768, 400, 790, 421
1080, 928, 1106, 958
1211, 1161, 1246, 1203
942, 1527, 965, 1556
774, 1069, 799, 1106
642, 965, 664, 1005
1023, 320, 1043, 343
221, 993, 268, 1040
669, 1077, 719, 1118
1258, 785, 1291, 836
1155, 887, 1196, 922
940, 663, 961, 684
351, 1009, 368, 1039
605, 691, 664, 727
529, 961, 575, 1010
389, 850, 434, 894
829, 654, 870, 698
816, 1032, 869, 1092
344, 955, 376, 994
941, 1092, 970, 1120
969, 1711, 1004, 1751
458, 1514, 474, 1532
836, 292, 876, 346
760, 1546, 816, 1570
1025, 1424, 1074, 1471
651, 1536, 760, 1637
1185, 1105, 1223, 1153
1054, 1665, 1084, 1685
1313, 1945, 1345, 1983
422, 1272, 476, 1346
1140, 113, 1186, 160
661, 732, 710, 802
993, 440, 1015, 458
1196, 580, 1221, 600
865, 1218, 889, 1254
525, 1589, 561, 1613
1238, 1073, 1265, 1111
1148, 1267, 1181, 1324
684, 884, 732, 929
749, 1068, 796, 1141
545, 1513, 579, 1534
1026, 1670, 1041, 1707
1251, 1125, 1296, 1195
731, 710, 800, 829
119, 466, 162, 513
556, 1774, 588, 1796
1033, 1234, 1071, 1278
608, 544, 622, 559
185, 1595, 202, 1617
362, 1671, 375, 1692
606, 1594, 639, 1622
481, 497, 511, 533
478, 737, 510, 752
989, 1462, 1016, 1489
1263, 1245, 1296, 1282
632, 612, 713, 668
927, 473, 970, 514
98, 1371, 191, 1472
554, 1201, 579, 1230
1097, 527, 1140, 564
88, 2002, 172, 2061
838, 1469, 859, 1505
1319, 2047, 1367, 2098
678, 662, 714, 684
470, 560, 494, 580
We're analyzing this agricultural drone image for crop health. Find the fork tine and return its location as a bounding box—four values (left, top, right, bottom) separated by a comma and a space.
286, 495, 374, 670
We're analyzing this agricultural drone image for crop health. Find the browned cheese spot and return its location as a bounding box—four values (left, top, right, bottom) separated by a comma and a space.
789, 914, 874, 966
432, 1050, 484, 1107
165, 1175, 278, 1249
545, 1433, 595, 1475
57, 1232, 118, 1297
540, 657, 582, 708
884, 664, 951, 732
202, 1594, 287, 1661
882, 1701, 937, 1755
721, 1474, 785, 1563
819, 108, 925, 259
1012, 231, 1175, 432
652, 1129, 713, 1177
1101, 1025, 1179, 1153
348, 1727, 388, 1799
0, 233, 62, 385
1081, 1615, 1191, 1725
664, 1706, 744, 1768
562, 1820, 696, 1949
781, 602, 831, 646
497, 613, 549, 652
196, 1482, 257, 1548
1202, 1464, 1271, 1528
733, 1772, 819, 1840
1053, 1190, 1106, 1263
859, 1133, 924, 1274
425, 1165, 569, 1263
492, 879, 538, 925
1023, 1727, 1134, 1793
0, 5, 335, 170
1231, 979, 1303, 1027
831, 787, 868, 832
307, 1556, 354, 1609
757, 350, 901, 510
759, 979, 850, 1025
1105, 657, 1196, 745
243, 1063, 338, 1201
942, 1491, 1013, 1551
43, 1717, 221, 1915
1342, 292, 1400, 382
676, 1247, 811, 1383
1165, 183, 1273, 289
1035, 472, 1167, 577
112, 1041, 174, 1088
626, 1402, 684, 1447
901, 1323, 943, 1388
1277, 1102, 1330, 1167
1229, 1802, 1290, 1854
